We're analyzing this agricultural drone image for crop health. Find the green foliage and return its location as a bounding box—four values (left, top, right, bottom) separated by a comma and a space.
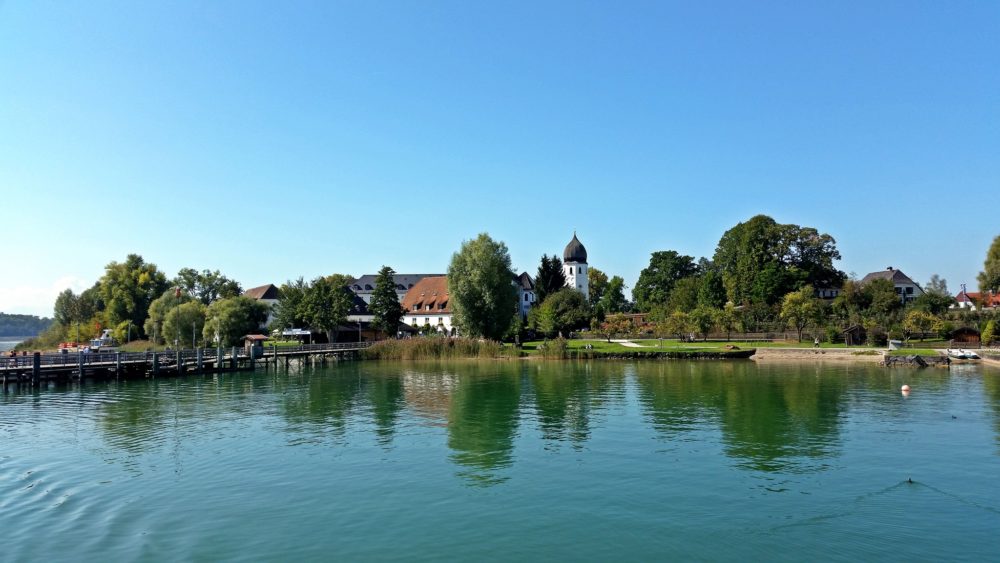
632, 250, 700, 311
99, 254, 169, 338
713, 215, 844, 306
903, 310, 938, 342
982, 320, 996, 345
111, 320, 134, 344
173, 268, 242, 305
534, 288, 591, 338
780, 286, 820, 342
448, 233, 518, 340
53, 289, 77, 326
144, 289, 191, 345
717, 302, 739, 340
599, 275, 628, 314
303, 274, 355, 342
362, 337, 513, 360
274, 277, 308, 329
925, 274, 949, 296
163, 301, 208, 348
203, 296, 269, 347
534, 254, 567, 305
689, 306, 717, 340
370, 266, 404, 336
978, 235, 1000, 294
599, 313, 637, 341
911, 291, 955, 316
588, 267, 609, 303
660, 311, 694, 340
0, 312, 53, 337
538, 337, 569, 359
697, 270, 726, 309
864, 278, 902, 321
665, 276, 700, 313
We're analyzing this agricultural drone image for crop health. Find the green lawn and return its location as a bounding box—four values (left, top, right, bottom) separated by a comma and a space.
889, 348, 944, 357
521, 339, 743, 355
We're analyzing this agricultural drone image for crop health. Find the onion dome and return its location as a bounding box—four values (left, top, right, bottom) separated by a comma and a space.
563, 233, 588, 264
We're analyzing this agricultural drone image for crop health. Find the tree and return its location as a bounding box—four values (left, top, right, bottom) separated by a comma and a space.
713, 215, 844, 305
632, 251, 700, 311
689, 306, 717, 341
448, 233, 518, 340
303, 274, 355, 342
203, 296, 269, 347
163, 301, 208, 348
698, 269, 726, 309
53, 289, 78, 326
535, 288, 591, 338
665, 276, 701, 313
911, 291, 955, 316
370, 266, 404, 337
662, 311, 694, 340
780, 286, 819, 342
534, 254, 567, 305
588, 267, 609, 303
599, 314, 636, 342
903, 310, 937, 342
599, 275, 628, 314
274, 278, 307, 329
145, 288, 191, 344
718, 302, 739, 341
174, 268, 242, 305
864, 278, 902, 323
99, 254, 169, 337
926, 274, 949, 296
982, 320, 996, 346
979, 235, 1000, 294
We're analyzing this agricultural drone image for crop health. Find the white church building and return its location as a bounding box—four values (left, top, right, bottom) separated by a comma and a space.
563, 232, 589, 299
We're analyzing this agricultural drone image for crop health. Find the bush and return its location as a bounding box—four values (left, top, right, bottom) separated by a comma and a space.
824, 325, 840, 344
362, 337, 518, 360
539, 337, 568, 359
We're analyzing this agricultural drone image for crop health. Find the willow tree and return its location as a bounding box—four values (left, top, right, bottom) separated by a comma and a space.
448, 233, 517, 340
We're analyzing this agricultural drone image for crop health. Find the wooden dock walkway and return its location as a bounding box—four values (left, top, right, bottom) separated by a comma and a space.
1, 342, 373, 388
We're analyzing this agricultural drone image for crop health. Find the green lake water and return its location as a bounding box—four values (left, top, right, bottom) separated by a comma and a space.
2, 360, 999, 561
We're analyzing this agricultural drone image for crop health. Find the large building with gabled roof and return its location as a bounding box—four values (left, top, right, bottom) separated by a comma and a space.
859, 267, 924, 304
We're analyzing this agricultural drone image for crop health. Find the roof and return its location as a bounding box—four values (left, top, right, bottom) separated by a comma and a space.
244, 284, 280, 300
347, 274, 444, 294
957, 291, 1000, 306
401, 276, 451, 314
563, 233, 588, 264
859, 268, 920, 287
516, 271, 534, 290
243, 334, 269, 341
349, 293, 370, 315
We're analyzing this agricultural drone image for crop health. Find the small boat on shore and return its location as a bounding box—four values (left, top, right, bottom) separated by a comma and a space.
947, 349, 980, 360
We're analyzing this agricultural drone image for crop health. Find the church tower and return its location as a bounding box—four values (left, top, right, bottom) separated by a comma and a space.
563, 232, 589, 300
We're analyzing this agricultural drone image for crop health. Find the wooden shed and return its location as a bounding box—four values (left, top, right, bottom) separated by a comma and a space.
951, 327, 981, 344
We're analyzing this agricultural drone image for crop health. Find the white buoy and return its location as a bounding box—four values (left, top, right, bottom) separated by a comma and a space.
901, 384, 911, 392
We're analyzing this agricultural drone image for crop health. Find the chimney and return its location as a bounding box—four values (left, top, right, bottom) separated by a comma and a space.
886, 266, 894, 271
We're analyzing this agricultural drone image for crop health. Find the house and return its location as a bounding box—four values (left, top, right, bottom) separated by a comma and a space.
401, 276, 456, 335
243, 284, 281, 326
953, 285, 1000, 310
563, 232, 589, 299
815, 287, 840, 300
348, 274, 444, 304
515, 272, 535, 319
859, 267, 924, 304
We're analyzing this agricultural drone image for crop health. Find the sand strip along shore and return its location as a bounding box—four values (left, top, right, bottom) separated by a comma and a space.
751, 347, 891, 362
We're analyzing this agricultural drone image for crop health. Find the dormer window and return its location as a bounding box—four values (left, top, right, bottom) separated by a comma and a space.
412, 305, 419, 311
365, 284, 373, 290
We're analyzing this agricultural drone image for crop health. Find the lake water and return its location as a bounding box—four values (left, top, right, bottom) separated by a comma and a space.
0, 338, 23, 352
2, 360, 999, 561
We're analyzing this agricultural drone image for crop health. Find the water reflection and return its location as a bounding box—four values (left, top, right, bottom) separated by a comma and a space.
528, 362, 626, 448
637, 362, 847, 472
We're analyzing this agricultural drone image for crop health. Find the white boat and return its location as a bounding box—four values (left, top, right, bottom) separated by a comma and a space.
947, 349, 980, 360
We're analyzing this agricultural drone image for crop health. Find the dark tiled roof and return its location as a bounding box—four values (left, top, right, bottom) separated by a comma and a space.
401, 276, 451, 314
348, 274, 444, 294
349, 293, 370, 315
860, 268, 919, 287
516, 272, 534, 290
244, 284, 280, 300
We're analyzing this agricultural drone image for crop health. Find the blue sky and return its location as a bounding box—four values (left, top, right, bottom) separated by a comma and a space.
1, 1, 997, 316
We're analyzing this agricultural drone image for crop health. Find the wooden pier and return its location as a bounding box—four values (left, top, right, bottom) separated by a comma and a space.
0, 342, 373, 388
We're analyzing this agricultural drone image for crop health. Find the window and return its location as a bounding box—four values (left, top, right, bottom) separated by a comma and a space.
906, 287, 914, 294
524, 294, 529, 301
578, 267, 582, 274
412, 305, 418, 311
438, 317, 443, 324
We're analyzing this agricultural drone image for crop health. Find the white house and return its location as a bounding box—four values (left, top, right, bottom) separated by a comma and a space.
348, 274, 443, 304
515, 272, 535, 319
860, 267, 924, 304
401, 276, 456, 335
243, 284, 280, 326
563, 232, 589, 299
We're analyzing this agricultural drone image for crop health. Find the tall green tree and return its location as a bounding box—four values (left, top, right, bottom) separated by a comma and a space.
274, 278, 307, 329
163, 301, 208, 348
588, 267, 609, 303
99, 254, 169, 337
599, 275, 628, 314
145, 288, 191, 344
689, 305, 717, 341
979, 235, 1000, 294
632, 251, 700, 311
303, 274, 355, 342
713, 215, 844, 305
665, 276, 701, 313
698, 269, 727, 309
174, 268, 242, 305
534, 254, 567, 305
203, 296, 269, 346
448, 233, 518, 340
370, 266, 404, 337
53, 289, 79, 326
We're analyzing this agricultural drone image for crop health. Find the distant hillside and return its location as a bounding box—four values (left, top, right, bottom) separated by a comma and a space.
0, 313, 54, 337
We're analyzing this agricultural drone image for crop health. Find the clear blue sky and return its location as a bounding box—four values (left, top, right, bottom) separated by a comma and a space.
2, 1, 997, 316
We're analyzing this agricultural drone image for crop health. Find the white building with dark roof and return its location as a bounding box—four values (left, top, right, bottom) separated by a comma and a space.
515, 272, 535, 319
243, 284, 280, 326
859, 267, 924, 304
563, 233, 589, 300
348, 274, 444, 304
